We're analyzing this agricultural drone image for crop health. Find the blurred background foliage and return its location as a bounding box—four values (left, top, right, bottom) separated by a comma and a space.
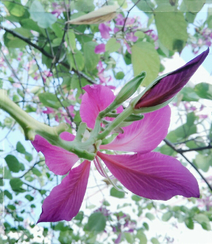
0, 0, 212, 243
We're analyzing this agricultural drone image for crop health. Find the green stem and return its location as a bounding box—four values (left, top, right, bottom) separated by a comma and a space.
0, 90, 95, 160
97, 106, 133, 140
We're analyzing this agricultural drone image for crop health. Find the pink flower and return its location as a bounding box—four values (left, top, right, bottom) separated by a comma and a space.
115, 14, 125, 26
125, 32, 138, 42
43, 70, 53, 77
99, 23, 111, 39
43, 107, 54, 114
95, 44, 106, 54
96, 61, 114, 88
33, 85, 199, 222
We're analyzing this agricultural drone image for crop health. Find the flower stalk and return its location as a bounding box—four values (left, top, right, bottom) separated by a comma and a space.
0, 89, 95, 160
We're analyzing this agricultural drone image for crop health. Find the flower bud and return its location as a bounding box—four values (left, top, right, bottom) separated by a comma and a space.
131, 48, 209, 113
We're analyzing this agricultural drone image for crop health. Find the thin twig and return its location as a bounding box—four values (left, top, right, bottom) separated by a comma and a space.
1, 25, 95, 84
19, 160, 44, 179
164, 138, 212, 192
122, 0, 141, 32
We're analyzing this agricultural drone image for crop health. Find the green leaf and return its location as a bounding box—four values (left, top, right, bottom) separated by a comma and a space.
83, 42, 100, 71
194, 214, 211, 230
124, 232, 134, 243
52, 38, 63, 47
207, 8, 212, 28
106, 38, 121, 53
110, 187, 125, 198
185, 218, 194, 229
7, 204, 16, 210
74, 211, 84, 222
4, 1, 25, 17
180, 87, 200, 101
10, 178, 25, 192
162, 211, 172, 221
65, 30, 76, 50
16, 142, 26, 154
187, 112, 196, 127
194, 83, 212, 100
132, 42, 160, 87
134, 31, 145, 39
12, 27, 32, 38
74, 0, 95, 12
155, 6, 188, 51
167, 123, 197, 141
59, 230, 73, 244
151, 237, 160, 244
195, 154, 211, 172
159, 144, 175, 156
54, 222, 70, 231
29, 0, 57, 28
136, 230, 147, 244
84, 212, 106, 233
0, 191, 3, 204
115, 71, 125, 80
131, 195, 141, 201
4, 32, 27, 48
5, 155, 20, 173
1, 167, 12, 179
124, 51, 131, 65
67, 50, 85, 71
52, 23, 64, 38
25, 194, 34, 201
185, 12, 197, 23
32, 167, 42, 177
133, 0, 155, 13
145, 212, 155, 220
71, 76, 89, 98
4, 190, 13, 200
25, 152, 33, 162
143, 222, 149, 230
38, 92, 61, 109
184, 0, 205, 13
20, 18, 41, 33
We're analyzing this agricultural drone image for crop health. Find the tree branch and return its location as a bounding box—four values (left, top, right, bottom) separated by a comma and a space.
164, 138, 212, 192
122, 0, 141, 32
1, 25, 95, 84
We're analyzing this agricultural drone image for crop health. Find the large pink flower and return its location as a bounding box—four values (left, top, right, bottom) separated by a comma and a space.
33, 85, 199, 222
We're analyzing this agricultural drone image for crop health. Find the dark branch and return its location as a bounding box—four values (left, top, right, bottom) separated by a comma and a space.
19, 160, 44, 179
164, 138, 212, 192
177, 145, 212, 153
122, 0, 141, 32
1, 25, 95, 84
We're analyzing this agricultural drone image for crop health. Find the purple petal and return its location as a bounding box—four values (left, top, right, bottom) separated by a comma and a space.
100, 106, 170, 153
126, 32, 138, 42
80, 85, 115, 128
98, 152, 199, 200
99, 23, 111, 39
95, 44, 106, 54
37, 160, 91, 222
135, 48, 209, 108
32, 134, 78, 175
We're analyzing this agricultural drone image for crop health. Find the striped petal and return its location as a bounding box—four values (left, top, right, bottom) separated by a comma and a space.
98, 152, 199, 200
100, 106, 170, 153
32, 132, 78, 175
37, 160, 91, 222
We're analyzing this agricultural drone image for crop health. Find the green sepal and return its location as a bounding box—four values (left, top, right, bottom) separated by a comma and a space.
113, 72, 146, 106
101, 133, 119, 145
132, 97, 175, 114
